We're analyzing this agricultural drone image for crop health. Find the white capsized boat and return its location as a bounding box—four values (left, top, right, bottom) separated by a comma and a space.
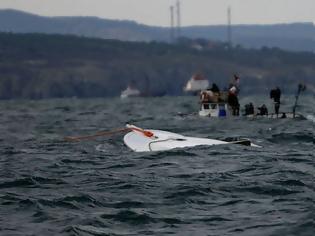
124, 125, 260, 152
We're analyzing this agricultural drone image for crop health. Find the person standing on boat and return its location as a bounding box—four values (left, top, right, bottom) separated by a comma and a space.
244, 102, 255, 115
248, 103, 254, 115
244, 104, 250, 116
200, 88, 214, 103
228, 85, 240, 116
210, 83, 220, 102
270, 87, 281, 116
227, 75, 240, 116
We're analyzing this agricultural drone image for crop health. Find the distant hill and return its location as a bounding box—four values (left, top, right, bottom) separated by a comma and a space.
0, 9, 166, 42
183, 24, 315, 52
0, 32, 314, 99
0, 9, 314, 52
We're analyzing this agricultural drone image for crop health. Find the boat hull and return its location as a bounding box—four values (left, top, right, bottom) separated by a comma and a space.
124, 129, 259, 152
245, 112, 305, 119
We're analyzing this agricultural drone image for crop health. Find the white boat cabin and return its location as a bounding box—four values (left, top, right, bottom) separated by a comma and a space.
199, 91, 231, 117
199, 103, 230, 117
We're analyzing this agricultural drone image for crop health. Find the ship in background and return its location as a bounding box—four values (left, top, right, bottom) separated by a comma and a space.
120, 85, 141, 99
120, 79, 141, 99
183, 73, 209, 95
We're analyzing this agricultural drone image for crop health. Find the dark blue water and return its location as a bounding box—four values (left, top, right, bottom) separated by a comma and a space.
0, 96, 314, 235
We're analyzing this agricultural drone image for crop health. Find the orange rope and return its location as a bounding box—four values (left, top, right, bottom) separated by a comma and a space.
64, 127, 130, 141
64, 126, 154, 142
129, 127, 154, 137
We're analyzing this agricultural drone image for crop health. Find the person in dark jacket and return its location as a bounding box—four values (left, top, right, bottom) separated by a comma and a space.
257, 104, 268, 116
210, 83, 220, 93
244, 103, 254, 116
248, 102, 254, 115
270, 87, 281, 116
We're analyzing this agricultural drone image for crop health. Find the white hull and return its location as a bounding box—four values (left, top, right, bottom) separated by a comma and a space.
124, 129, 260, 152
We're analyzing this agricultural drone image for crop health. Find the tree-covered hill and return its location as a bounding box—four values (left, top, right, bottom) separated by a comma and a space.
0, 33, 314, 99
0, 9, 314, 52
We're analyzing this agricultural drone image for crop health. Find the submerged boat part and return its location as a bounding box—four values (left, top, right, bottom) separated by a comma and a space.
124, 125, 261, 152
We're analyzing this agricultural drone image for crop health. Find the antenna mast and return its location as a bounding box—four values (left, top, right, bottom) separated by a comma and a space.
176, 0, 181, 39
227, 6, 232, 48
170, 6, 175, 43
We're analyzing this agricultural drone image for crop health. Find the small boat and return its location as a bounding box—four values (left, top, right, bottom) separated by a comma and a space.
123, 125, 260, 152
184, 73, 209, 94
120, 85, 140, 99
199, 91, 231, 117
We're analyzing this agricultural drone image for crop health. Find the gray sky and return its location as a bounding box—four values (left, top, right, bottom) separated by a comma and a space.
0, 0, 314, 26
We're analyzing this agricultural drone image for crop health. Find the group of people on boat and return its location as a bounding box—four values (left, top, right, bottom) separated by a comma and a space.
199, 83, 221, 103
200, 74, 283, 117
200, 74, 241, 116
244, 103, 269, 116
243, 87, 282, 116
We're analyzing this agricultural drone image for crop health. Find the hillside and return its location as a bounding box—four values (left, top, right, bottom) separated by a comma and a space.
0, 33, 314, 99
0, 9, 314, 52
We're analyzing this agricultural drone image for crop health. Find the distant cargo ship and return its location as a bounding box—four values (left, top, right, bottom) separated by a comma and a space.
120, 85, 141, 99
184, 73, 209, 94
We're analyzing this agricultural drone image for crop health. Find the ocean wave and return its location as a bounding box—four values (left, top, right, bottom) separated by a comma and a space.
100, 210, 156, 225
0, 176, 66, 189
1, 97, 314, 235
269, 132, 315, 143
234, 185, 300, 196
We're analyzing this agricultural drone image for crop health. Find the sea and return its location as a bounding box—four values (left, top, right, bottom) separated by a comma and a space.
0, 95, 314, 236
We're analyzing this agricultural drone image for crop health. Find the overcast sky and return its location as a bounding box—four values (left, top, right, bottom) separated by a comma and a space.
0, 0, 314, 26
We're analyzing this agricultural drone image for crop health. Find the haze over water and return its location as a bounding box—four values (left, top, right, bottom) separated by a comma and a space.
0, 95, 314, 235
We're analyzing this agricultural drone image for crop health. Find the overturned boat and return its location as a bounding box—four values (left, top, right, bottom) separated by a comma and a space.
124, 125, 260, 152
65, 124, 261, 152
